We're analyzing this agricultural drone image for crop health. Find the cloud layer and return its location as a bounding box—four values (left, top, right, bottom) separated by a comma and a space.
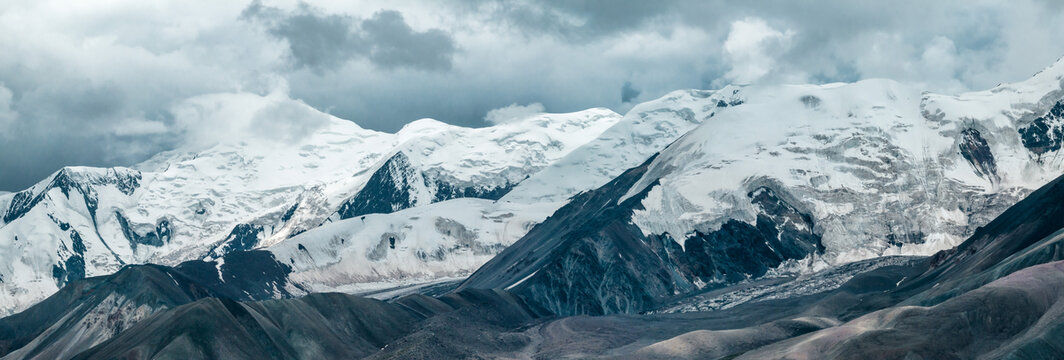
242, 2, 456, 72
1, 0, 1064, 190
484, 102, 545, 124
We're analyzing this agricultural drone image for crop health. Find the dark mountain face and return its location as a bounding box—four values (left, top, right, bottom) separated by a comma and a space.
3, 168, 141, 224
334, 152, 516, 221
459, 155, 824, 316
1019, 101, 1064, 158
0, 239, 544, 360
0, 265, 217, 359
71, 295, 425, 360
67, 289, 544, 360
336, 152, 423, 220
426, 171, 1064, 359
959, 128, 1000, 183
899, 174, 1064, 306
0, 250, 295, 360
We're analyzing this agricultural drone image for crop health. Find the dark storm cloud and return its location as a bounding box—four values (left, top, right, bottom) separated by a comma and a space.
0, 79, 176, 191
361, 11, 456, 71
242, 2, 455, 72
242, 2, 361, 71
621, 81, 640, 103
19, 82, 125, 122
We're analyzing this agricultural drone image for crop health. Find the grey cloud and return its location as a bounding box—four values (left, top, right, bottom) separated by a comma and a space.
361, 11, 455, 71
0, 84, 17, 132
243, 2, 455, 72
243, 2, 362, 71
3, 0, 1064, 193
19, 82, 125, 123
477, 0, 1061, 90
470, 0, 680, 40
0, 79, 176, 190
285, 0, 1064, 133
621, 81, 640, 103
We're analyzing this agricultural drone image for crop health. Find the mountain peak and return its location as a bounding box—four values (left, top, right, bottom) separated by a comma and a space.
397, 118, 458, 136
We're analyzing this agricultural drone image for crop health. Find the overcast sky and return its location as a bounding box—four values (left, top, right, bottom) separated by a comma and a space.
2, 0, 1064, 191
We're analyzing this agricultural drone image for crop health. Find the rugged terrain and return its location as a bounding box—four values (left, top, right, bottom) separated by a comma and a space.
5, 157, 1064, 359
3, 55, 1064, 359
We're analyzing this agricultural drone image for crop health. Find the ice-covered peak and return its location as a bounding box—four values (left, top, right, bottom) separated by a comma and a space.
922, 56, 1064, 131
0, 86, 631, 316
1015, 55, 1064, 92
388, 108, 623, 184
396, 118, 457, 140
17, 166, 140, 195
502, 86, 746, 204
617, 72, 1064, 271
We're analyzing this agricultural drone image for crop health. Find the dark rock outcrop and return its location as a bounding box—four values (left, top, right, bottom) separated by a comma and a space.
959, 128, 1000, 183
1019, 100, 1064, 158
336, 152, 422, 220
0, 249, 298, 360
335, 152, 517, 220
3, 167, 140, 223
208, 223, 265, 258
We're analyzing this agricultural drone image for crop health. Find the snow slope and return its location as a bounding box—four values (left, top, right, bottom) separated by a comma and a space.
625, 57, 1064, 269
502, 86, 745, 204
266, 87, 751, 298
270, 198, 555, 295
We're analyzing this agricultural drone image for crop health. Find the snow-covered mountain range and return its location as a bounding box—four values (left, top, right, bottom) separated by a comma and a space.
462, 56, 1064, 315
0, 86, 749, 315
0, 92, 629, 315
3, 56, 1064, 321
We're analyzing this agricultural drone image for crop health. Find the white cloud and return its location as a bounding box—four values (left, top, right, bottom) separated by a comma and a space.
484, 102, 545, 124
0, 84, 16, 135
172, 89, 330, 150
722, 18, 795, 84
918, 36, 965, 92
110, 118, 168, 136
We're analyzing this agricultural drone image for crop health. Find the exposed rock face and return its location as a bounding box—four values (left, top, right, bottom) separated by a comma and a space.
174, 250, 297, 301
114, 211, 171, 249
461, 156, 678, 315
2, 262, 543, 360
428, 176, 514, 203
0, 249, 296, 360
3, 168, 141, 224
677, 187, 824, 284
336, 152, 423, 220
1019, 101, 1064, 157
208, 223, 265, 258
335, 152, 518, 221
460, 157, 825, 316
959, 128, 1000, 184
